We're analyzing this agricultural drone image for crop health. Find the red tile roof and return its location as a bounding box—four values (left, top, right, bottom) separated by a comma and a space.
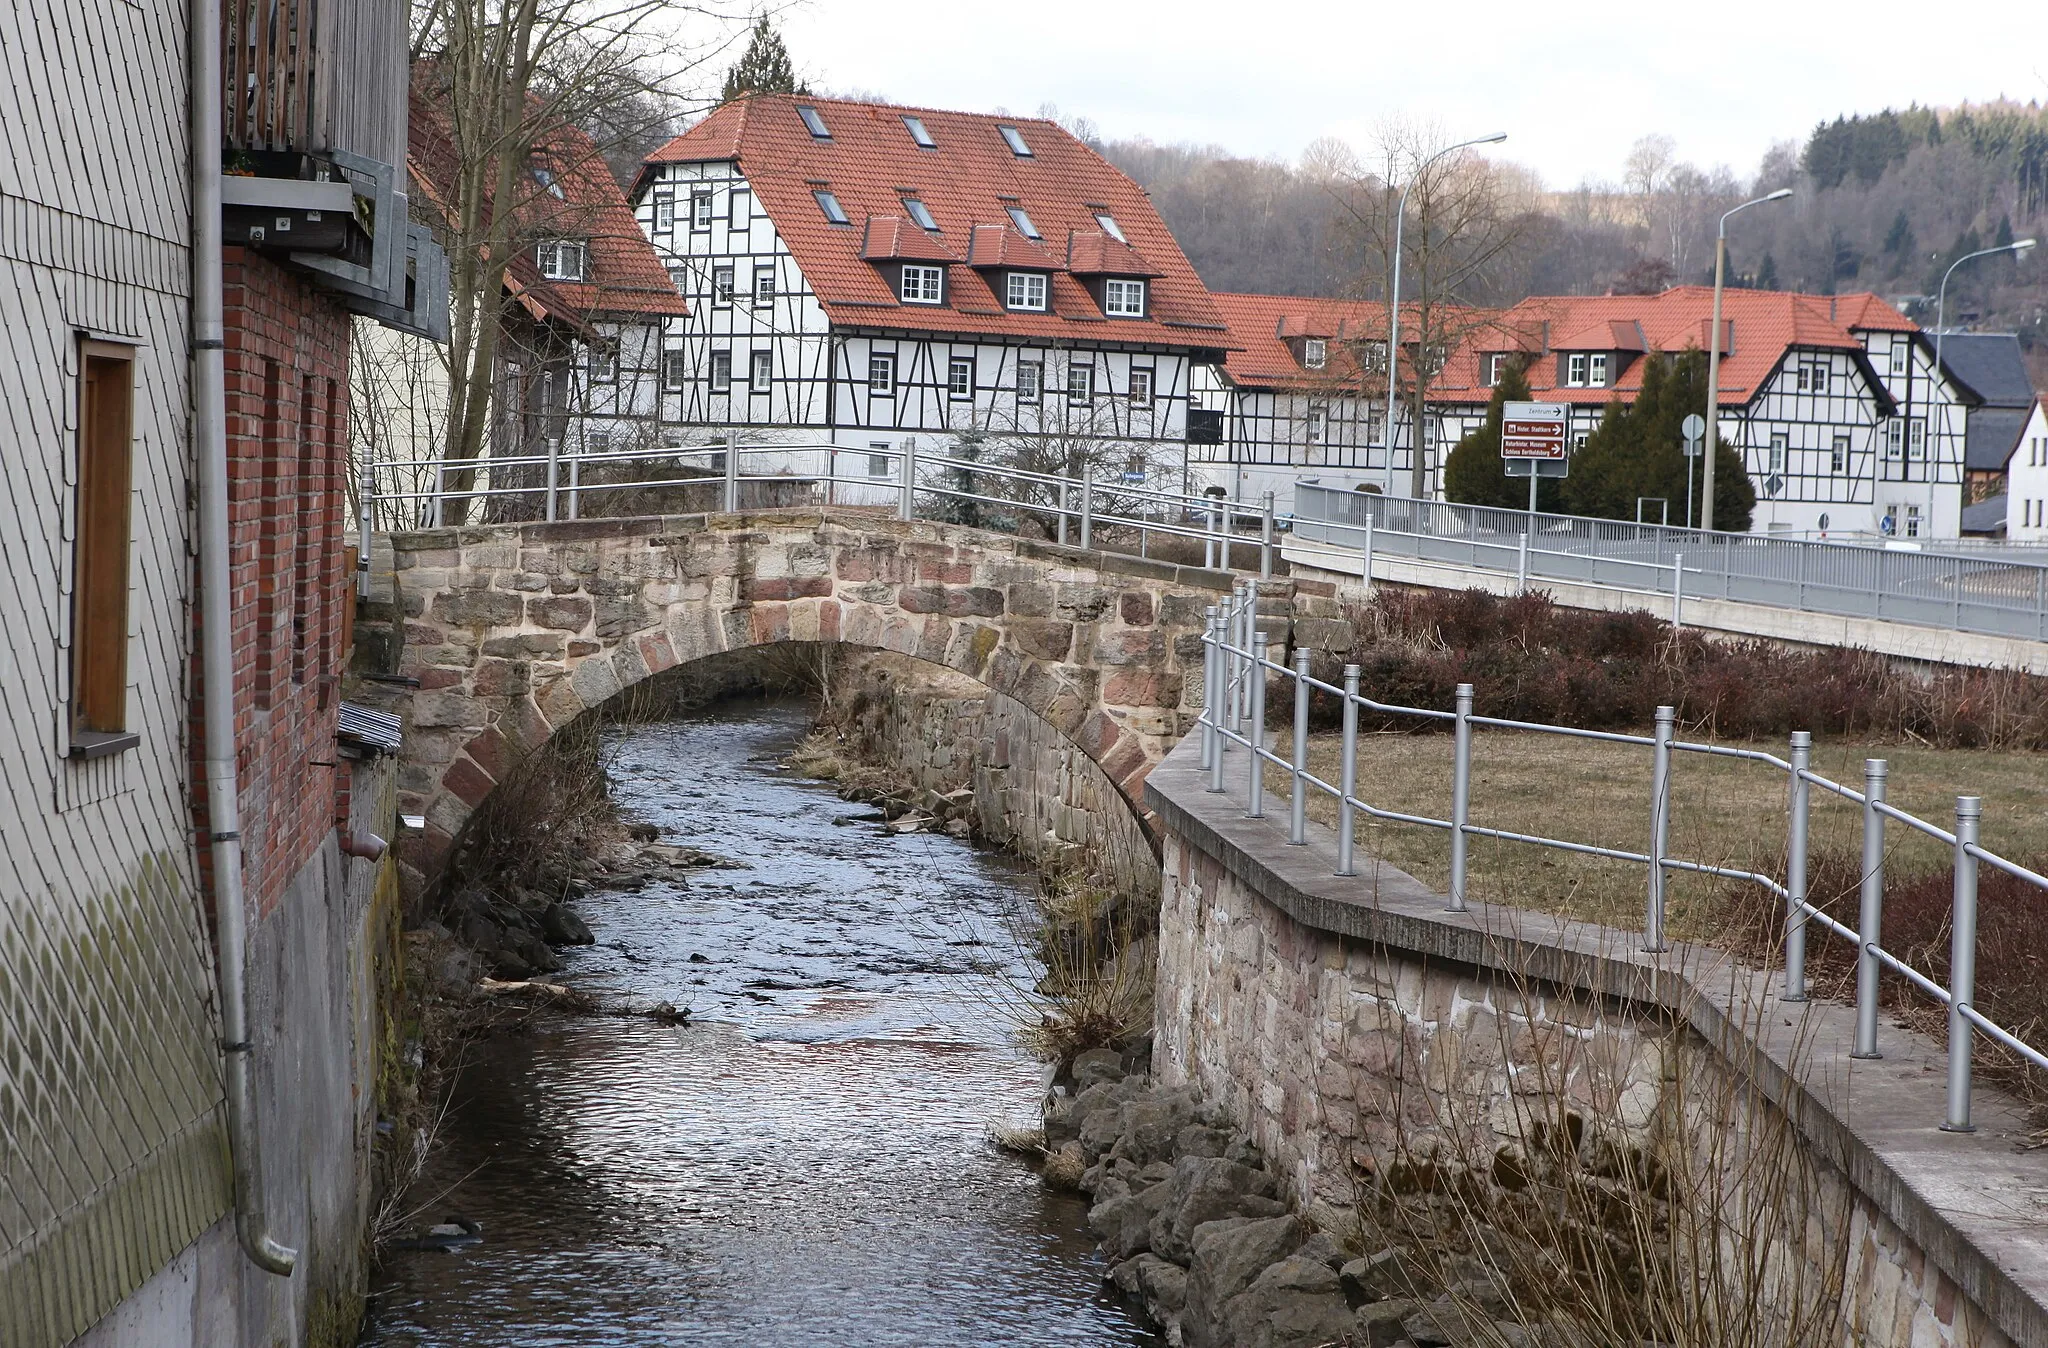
1434, 287, 1917, 407
1206, 292, 1473, 390
408, 78, 688, 329
642, 94, 1226, 347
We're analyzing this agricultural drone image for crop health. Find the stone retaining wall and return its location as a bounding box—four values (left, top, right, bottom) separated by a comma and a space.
1147, 736, 2048, 1348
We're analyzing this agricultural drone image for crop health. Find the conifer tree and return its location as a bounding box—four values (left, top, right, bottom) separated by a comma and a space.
1441, 363, 1563, 511
1561, 348, 1752, 530
721, 16, 806, 103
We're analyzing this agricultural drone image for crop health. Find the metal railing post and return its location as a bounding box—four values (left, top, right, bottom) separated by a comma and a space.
1080, 477, 1094, 551
722, 432, 739, 513
1206, 499, 1220, 569
356, 464, 374, 599
1289, 647, 1310, 845
1944, 795, 1982, 1132
567, 449, 581, 521
1260, 490, 1274, 579
1232, 585, 1251, 733
1220, 499, 1233, 572
1057, 481, 1070, 546
1207, 610, 1228, 795
1336, 664, 1360, 876
545, 437, 560, 522
898, 439, 916, 522
1852, 758, 1889, 1059
1200, 606, 1220, 773
1672, 554, 1685, 628
1247, 633, 1268, 818
1644, 705, 1675, 952
1784, 730, 1812, 1002
431, 458, 445, 529
1362, 509, 1374, 588
1516, 531, 1529, 592
1449, 682, 1473, 912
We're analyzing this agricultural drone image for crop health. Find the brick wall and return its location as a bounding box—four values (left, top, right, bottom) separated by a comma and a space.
197, 247, 354, 916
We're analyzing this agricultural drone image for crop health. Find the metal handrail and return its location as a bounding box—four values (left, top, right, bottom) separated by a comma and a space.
1197, 596, 2048, 1133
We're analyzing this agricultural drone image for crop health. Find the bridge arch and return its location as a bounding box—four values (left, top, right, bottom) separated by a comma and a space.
387, 511, 1234, 898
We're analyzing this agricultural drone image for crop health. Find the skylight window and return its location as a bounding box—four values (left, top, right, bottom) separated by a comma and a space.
998, 125, 1032, 157
797, 104, 831, 139
1005, 205, 1040, 239
903, 115, 935, 148
1092, 212, 1126, 243
531, 165, 565, 200
902, 197, 938, 231
814, 190, 849, 224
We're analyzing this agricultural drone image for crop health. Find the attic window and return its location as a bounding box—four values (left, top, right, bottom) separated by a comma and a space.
1092, 211, 1126, 243
999, 125, 1032, 157
902, 197, 938, 231
1005, 205, 1040, 239
537, 239, 586, 282
797, 104, 831, 139
1304, 338, 1327, 370
532, 165, 564, 200
903, 115, 936, 148
814, 190, 849, 225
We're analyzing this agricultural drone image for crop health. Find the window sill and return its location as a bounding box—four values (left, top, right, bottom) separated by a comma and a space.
69, 730, 139, 760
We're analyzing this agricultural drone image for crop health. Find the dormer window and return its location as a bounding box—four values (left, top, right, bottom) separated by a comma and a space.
902, 197, 938, 231
1588, 353, 1609, 387
903, 115, 935, 148
900, 264, 944, 305
1005, 205, 1040, 239
1092, 211, 1126, 243
1304, 338, 1327, 370
536, 239, 585, 281
999, 125, 1032, 157
1361, 341, 1388, 373
797, 105, 830, 139
814, 190, 849, 225
1103, 278, 1146, 317
1567, 353, 1589, 387
1483, 353, 1507, 387
1006, 272, 1048, 312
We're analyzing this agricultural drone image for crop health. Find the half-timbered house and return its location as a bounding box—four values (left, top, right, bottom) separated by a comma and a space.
631, 95, 1229, 496
1432, 288, 1972, 537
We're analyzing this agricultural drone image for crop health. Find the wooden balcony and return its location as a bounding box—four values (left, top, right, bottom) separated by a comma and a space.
222, 0, 407, 170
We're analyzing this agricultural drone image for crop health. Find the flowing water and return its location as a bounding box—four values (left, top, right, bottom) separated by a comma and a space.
359, 700, 1160, 1347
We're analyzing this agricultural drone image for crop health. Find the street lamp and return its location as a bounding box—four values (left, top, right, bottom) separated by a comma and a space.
1700, 187, 1792, 532
1380, 130, 1507, 497
1933, 238, 2038, 394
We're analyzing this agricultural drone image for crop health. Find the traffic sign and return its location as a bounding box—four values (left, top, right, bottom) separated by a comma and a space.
1501, 401, 1569, 460
1681, 414, 1705, 440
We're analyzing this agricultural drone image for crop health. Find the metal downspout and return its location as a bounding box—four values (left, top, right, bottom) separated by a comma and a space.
192, 0, 298, 1278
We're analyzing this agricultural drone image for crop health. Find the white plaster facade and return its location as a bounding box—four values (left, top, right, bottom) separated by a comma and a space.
2005, 401, 2048, 541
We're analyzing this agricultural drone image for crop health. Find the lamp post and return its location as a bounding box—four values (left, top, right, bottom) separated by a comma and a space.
1701, 187, 1793, 532
1933, 238, 2038, 396
1380, 131, 1507, 497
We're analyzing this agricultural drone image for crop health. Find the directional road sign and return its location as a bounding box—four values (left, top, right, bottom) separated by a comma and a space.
1501, 402, 1569, 460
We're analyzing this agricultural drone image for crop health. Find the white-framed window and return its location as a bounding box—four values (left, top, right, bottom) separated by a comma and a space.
690, 191, 713, 230
903, 115, 935, 149
1831, 434, 1849, 473
948, 355, 974, 400
1067, 364, 1094, 404
707, 350, 730, 392
797, 104, 830, 139
1363, 341, 1388, 374
1796, 358, 1830, 394
1006, 271, 1047, 311
1885, 419, 1903, 460
1103, 279, 1146, 317
814, 190, 849, 225
900, 264, 943, 305
749, 350, 772, 393
654, 192, 674, 230
868, 352, 895, 395
1306, 401, 1325, 443
1304, 338, 1327, 370
1769, 431, 1787, 473
753, 265, 776, 305
903, 197, 938, 231
587, 347, 616, 383
712, 266, 734, 304
1889, 339, 1908, 375
536, 239, 586, 281
1566, 353, 1589, 387
1129, 367, 1154, 407
1574, 431, 1589, 450
1905, 503, 1922, 537
1092, 211, 1126, 243
1588, 353, 1609, 387
998, 124, 1032, 157
667, 264, 687, 298
1005, 204, 1040, 239
1908, 419, 1926, 461
1017, 360, 1042, 404
665, 349, 690, 392
1483, 353, 1507, 387
729, 188, 752, 228
870, 444, 894, 476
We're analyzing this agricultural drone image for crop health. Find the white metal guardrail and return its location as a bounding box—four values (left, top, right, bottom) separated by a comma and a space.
1199, 582, 2048, 1133
1292, 482, 2048, 642
357, 440, 1282, 596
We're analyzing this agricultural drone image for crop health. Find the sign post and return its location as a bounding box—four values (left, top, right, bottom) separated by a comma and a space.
1681, 413, 1705, 529
1501, 401, 1570, 517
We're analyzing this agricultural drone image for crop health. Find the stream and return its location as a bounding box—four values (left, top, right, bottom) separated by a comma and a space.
358, 699, 1160, 1346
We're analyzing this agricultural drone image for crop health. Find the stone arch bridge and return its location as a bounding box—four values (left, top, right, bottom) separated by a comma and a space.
382, 510, 1351, 897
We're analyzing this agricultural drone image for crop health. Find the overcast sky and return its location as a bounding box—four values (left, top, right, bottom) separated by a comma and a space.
779, 0, 2048, 188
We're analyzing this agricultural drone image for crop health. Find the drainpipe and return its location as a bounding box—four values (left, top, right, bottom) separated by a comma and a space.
192, 0, 298, 1278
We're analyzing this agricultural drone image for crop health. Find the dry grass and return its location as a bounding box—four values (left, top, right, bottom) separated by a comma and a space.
1264, 727, 2048, 940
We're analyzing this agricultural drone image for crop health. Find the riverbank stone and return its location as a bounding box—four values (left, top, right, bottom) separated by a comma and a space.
1149, 1157, 1286, 1263
1217, 1253, 1357, 1348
